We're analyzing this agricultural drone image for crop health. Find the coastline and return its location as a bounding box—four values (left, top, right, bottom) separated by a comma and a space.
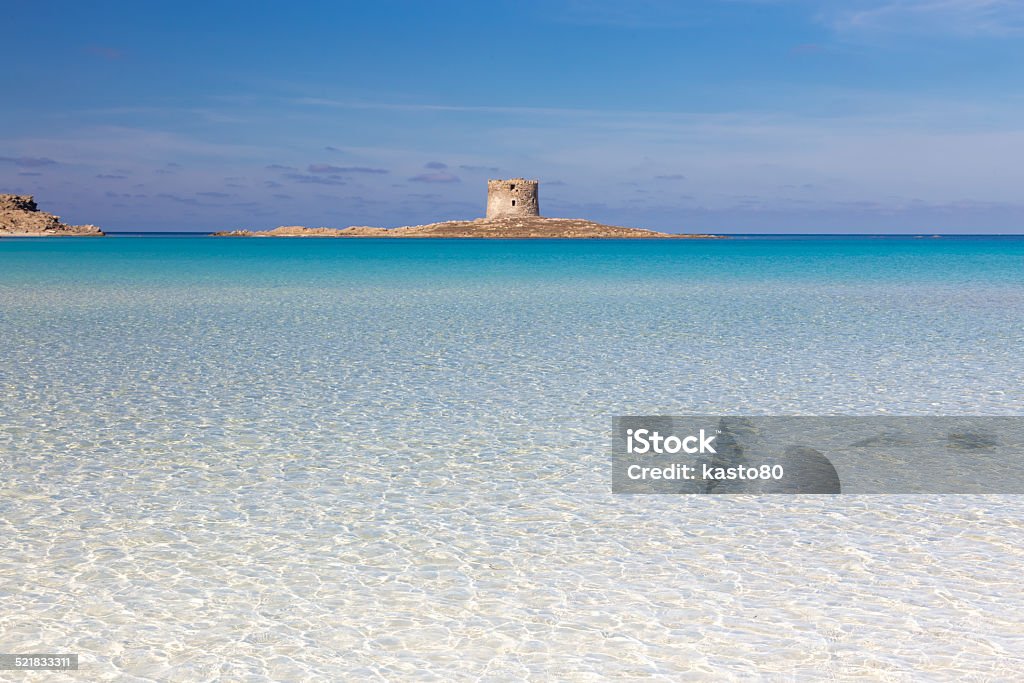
0, 231, 105, 238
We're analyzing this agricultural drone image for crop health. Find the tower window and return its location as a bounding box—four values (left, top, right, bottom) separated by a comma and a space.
510, 184, 515, 190
512, 200, 516, 206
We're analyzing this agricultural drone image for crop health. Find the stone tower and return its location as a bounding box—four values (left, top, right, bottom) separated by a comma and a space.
486, 178, 539, 219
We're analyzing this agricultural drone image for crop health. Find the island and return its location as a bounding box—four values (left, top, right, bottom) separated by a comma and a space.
212, 178, 721, 239
0, 195, 104, 237
212, 217, 720, 239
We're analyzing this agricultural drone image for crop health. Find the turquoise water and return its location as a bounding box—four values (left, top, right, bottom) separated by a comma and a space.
2, 236, 1024, 680
3, 235, 1024, 287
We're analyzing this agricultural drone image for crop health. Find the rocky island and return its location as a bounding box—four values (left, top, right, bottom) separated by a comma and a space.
212, 216, 719, 239
212, 178, 721, 239
0, 195, 104, 237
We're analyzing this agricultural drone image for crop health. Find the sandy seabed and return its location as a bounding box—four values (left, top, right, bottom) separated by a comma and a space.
2, 240, 1023, 680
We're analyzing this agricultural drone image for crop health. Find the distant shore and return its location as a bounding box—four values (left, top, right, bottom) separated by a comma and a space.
212, 216, 723, 239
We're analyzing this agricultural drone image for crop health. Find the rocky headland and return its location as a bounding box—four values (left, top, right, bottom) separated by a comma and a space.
211, 216, 721, 239
0, 195, 104, 237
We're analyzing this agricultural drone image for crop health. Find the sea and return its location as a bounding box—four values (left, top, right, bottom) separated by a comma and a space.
1, 234, 1023, 680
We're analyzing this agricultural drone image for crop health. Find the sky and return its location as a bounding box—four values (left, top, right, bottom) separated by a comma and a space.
2, 0, 1024, 233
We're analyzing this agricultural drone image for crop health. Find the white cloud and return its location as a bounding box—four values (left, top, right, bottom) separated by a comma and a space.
827, 0, 1024, 36
550, 0, 1024, 36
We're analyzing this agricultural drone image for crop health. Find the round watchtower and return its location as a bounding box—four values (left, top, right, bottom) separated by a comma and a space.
486, 178, 539, 219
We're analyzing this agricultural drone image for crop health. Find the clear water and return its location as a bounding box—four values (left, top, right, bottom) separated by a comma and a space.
2, 236, 1023, 680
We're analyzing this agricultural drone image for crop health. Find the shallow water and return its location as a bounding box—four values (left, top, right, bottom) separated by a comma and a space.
2, 236, 1023, 680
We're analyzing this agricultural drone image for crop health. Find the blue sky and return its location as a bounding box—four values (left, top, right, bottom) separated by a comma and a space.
2, 0, 1024, 233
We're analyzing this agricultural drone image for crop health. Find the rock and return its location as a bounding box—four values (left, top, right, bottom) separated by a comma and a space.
209, 229, 256, 237
0, 194, 104, 236
704, 418, 842, 494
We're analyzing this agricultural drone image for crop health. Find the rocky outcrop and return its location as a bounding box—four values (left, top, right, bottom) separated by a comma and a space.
0, 195, 104, 237
212, 216, 721, 239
